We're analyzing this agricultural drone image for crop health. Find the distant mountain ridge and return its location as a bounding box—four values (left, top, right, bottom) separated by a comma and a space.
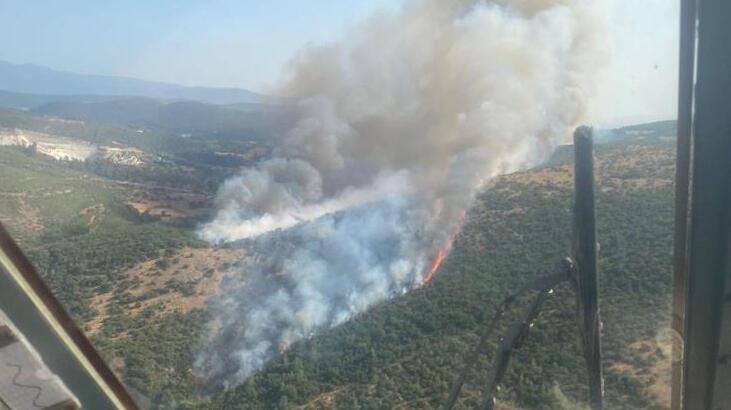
32, 98, 278, 140
0, 90, 122, 111
0, 60, 266, 105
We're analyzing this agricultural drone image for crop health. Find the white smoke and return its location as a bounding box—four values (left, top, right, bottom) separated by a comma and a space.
201, 170, 412, 243
196, 0, 608, 389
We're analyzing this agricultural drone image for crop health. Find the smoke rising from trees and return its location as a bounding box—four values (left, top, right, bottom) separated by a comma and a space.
196, 0, 608, 389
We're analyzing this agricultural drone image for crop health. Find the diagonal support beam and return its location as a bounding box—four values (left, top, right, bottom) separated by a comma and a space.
443, 259, 572, 410
482, 285, 557, 410
0, 223, 138, 409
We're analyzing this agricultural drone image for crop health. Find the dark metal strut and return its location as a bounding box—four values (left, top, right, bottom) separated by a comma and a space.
573, 127, 603, 409
679, 1, 731, 408
443, 260, 573, 410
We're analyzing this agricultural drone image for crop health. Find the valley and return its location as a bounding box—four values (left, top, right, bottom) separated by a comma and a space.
205, 122, 676, 409
0, 1, 687, 408
0, 106, 676, 409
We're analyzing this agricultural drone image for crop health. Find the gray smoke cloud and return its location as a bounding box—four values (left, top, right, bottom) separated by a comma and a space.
196, 0, 608, 389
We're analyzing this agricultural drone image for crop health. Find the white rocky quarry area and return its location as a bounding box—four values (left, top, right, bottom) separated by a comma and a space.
0, 128, 153, 166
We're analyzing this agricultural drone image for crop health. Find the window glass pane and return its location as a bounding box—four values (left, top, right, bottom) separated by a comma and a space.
0, 1, 677, 408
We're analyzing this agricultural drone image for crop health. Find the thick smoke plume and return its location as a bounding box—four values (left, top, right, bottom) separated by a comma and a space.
196, 0, 607, 389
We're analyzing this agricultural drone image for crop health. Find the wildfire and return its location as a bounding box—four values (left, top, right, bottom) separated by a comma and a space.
422, 247, 446, 284
421, 211, 466, 285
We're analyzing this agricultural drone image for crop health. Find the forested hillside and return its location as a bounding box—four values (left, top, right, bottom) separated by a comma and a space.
206, 124, 676, 409
0, 144, 227, 408
0, 119, 676, 409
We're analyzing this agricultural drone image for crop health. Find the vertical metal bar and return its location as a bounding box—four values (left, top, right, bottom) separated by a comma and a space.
682, 0, 731, 408
573, 127, 603, 410
715, 284, 731, 407
671, 0, 697, 408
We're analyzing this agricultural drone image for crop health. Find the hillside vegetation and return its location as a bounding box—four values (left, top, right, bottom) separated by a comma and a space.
206, 123, 676, 409
0, 144, 219, 407
0, 115, 677, 409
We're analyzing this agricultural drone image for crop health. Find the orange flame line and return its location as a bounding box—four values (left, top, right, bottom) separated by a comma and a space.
421, 212, 466, 285
422, 248, 446, 284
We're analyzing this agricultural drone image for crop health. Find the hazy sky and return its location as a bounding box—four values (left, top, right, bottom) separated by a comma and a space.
596, 0, 679, 126
1, 0, 677, 126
